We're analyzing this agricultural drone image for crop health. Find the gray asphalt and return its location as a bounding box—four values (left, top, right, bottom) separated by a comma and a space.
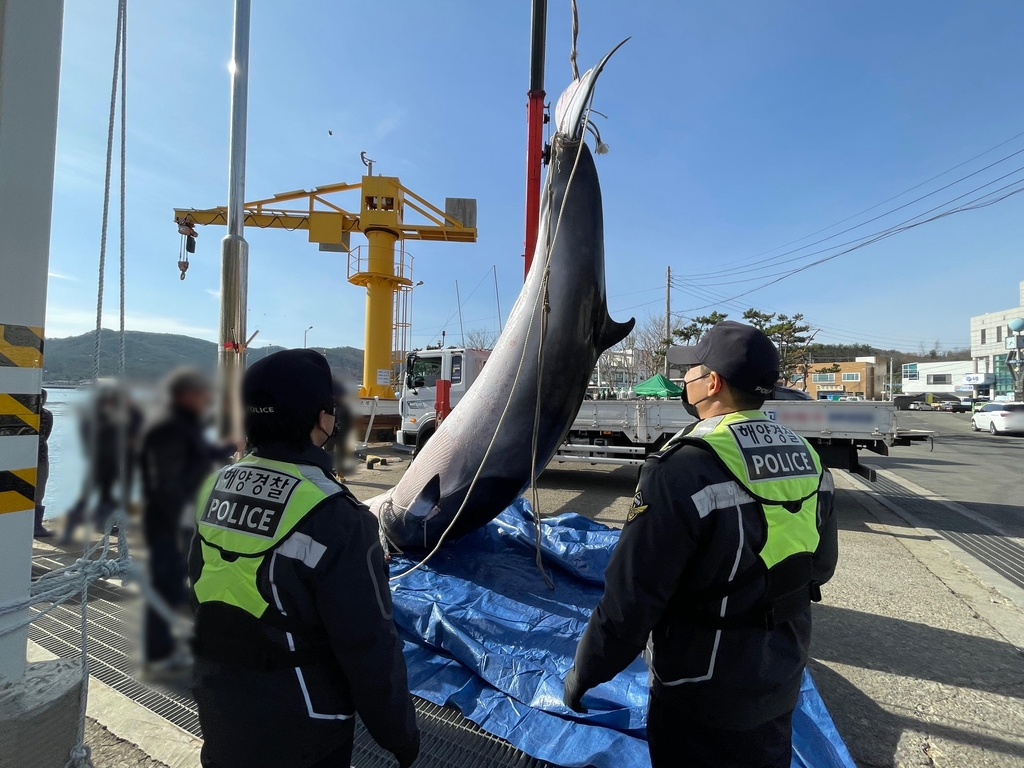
872, 410, 1024, 538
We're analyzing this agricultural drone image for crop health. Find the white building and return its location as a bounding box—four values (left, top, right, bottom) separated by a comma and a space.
592, 349, 638, 391
968, 280, 1024, 399
901, 360, 975, 397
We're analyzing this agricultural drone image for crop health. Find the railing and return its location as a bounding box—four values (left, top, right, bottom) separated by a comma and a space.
346, 242, 414, 283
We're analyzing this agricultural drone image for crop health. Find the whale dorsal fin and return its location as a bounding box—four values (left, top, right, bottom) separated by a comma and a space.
597, 315, 636, 353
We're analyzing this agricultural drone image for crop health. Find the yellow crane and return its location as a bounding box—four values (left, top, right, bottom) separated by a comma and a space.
174, 162, 477, 399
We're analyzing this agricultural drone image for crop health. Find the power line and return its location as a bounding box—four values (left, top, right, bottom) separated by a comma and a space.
673, 133, 1024, 280
675, 175, 1024, 310
666, 279, 969, 349
674, 160, 1024, 285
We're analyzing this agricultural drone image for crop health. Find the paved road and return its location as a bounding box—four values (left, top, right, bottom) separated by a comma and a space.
871, 410, 1024, 538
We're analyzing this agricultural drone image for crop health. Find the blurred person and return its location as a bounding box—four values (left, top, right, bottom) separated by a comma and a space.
60, 383, 142, 544
140, 369, 240, 675
321, 376, 353, 477
189, 349, 419, 768
33, 388, 54, 538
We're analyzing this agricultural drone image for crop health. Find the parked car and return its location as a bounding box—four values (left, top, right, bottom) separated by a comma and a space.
972, 400, 990, 413
908, 401, 933, 411
939, 400, 970, 413
971, 402, 1024, 434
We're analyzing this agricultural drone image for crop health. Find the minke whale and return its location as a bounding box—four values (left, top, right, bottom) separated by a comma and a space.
367, 43, 633, 551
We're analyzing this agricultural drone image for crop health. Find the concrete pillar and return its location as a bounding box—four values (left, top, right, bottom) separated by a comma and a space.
0, 660, 82, 768
0, 6, 85, 766
0, 0, 63, 683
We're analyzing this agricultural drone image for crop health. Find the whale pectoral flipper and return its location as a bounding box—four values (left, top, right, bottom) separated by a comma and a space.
408, 473, 442, 520
597, 315, 636, 353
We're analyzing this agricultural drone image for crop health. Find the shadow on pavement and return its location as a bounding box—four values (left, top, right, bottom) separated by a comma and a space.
810, 660, 1024, 765
835, 487, 1024, 539
812, 604, 1024, 700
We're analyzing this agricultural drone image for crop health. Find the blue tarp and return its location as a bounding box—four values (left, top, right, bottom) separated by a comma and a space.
389, 498, 855, 768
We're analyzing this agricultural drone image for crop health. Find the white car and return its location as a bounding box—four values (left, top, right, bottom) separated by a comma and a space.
971, 402, 1024, 434
908, 401, 933, 411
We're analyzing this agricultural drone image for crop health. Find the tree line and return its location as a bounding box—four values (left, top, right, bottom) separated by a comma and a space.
601, 311, 969, 390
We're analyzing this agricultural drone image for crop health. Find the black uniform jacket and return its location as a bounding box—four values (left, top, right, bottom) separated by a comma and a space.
140, 406, 235, 541
573, 416, 839, 730
188, 441, 418, 764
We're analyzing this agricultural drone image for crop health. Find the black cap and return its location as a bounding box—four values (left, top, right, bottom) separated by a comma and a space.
672, 321, 779, 396
243, 349, 336, 422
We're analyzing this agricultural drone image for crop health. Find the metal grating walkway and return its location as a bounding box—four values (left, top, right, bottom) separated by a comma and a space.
28, 554, 552, 767
872, 474, 1024, 592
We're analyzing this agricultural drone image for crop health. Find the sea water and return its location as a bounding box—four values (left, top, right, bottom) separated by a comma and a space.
42, 387, 87, 520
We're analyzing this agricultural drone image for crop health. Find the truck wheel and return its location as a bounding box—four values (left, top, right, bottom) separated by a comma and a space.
415, 427, 434, 455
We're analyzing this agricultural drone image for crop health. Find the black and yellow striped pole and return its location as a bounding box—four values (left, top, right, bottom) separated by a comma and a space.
0, 0, 63, 684
0, 326, 45, 516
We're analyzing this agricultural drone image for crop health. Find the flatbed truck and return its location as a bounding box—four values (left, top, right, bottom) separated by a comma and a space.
395, 347, 930, 476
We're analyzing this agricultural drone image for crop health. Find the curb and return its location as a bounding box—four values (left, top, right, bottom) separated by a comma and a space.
837, 471, 1024, 655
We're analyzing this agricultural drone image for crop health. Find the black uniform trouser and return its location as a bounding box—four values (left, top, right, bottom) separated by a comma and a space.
647, 691, 793, 768
199, 722, 354, 768
194, 659, 356, 768
144, 533, 186, 661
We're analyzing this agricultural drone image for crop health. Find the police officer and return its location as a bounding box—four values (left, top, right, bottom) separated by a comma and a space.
563, 321, 838, 768
189, 349, 419, 768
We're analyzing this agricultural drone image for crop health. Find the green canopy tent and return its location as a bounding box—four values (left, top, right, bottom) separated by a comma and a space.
633, 373, 683, 398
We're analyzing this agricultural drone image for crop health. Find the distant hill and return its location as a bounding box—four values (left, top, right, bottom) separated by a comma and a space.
43, 330, 363, 384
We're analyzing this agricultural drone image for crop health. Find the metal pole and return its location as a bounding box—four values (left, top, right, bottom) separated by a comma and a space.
523, 0, 547, 279
455, 279, 466, 347
217, 0, 250, 441
493, 264, 503, 334
304, 325, 312, 348
664, 266, 671, 377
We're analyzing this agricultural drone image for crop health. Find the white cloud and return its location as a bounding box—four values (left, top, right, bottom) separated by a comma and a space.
44, 305, 216, 340
205, 288, 220, 299
48, 271, 79, 281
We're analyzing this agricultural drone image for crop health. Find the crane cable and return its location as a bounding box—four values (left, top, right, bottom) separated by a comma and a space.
389, 100, 596, 584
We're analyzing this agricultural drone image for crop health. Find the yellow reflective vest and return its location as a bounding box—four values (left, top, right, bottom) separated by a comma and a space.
665, 410, 825, 628
192, 455, 341, 619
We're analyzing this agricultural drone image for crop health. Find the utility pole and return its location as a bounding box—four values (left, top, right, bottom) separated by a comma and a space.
218, 0, 250, 441
303, 325, 312, 349
455, 280, 466, 346
664, 265, 671, 377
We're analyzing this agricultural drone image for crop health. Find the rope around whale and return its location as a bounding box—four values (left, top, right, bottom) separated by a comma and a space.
389, 100, 597, 583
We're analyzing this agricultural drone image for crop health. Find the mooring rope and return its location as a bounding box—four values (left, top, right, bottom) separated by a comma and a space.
570, 0, 580, 81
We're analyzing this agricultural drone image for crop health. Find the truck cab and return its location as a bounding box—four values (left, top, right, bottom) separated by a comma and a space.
396, 347, 490, 452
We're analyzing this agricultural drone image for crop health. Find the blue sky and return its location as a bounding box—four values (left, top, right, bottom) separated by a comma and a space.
46, 0, 1024, 354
